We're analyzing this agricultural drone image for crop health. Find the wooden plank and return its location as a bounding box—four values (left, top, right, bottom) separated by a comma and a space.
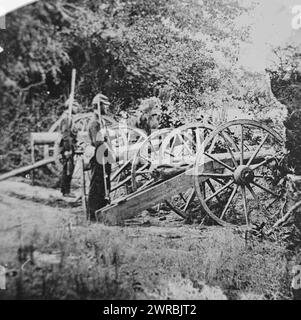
96, 149, 276, 225
0, 157, 56, 182
31, 132, 61, 145
97, 170, 196, 225
96, 152, 232, 225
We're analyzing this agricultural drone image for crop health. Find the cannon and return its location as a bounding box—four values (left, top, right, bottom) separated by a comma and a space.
91, 119, 284, 229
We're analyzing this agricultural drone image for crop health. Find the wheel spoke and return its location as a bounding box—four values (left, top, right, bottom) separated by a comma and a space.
250, 159, 269, 170
241, 185, 249, 225
250, 157, 275, 170
111, 172, 121, 199
208, 134, 219, 153
164, 150, 175, 158
247, 133, 269, 166
204, 180, 234, 202
240, 125, 244, 165
204, 152, 235, 172
220, 185, 238, 220
251, 181, 280, 198
140, 173, 151, 180
183, 131, 196, 146
211, 177, 227, 186
265, 197, 279, 210
195, 128, 202, 153
220, 132, 239, 168
111, 159, 131, 182
169, 135, 178, 154
183, 189, 196, 212
139, 155, 152, 164
137, 178, 155, 191
136, 163, 150, 174
179, 193, 186, 203
138, 136, 144, 143
178, 134, 194, 156
149, 140, 158, 156
165, 200, 186, 219
246, 183, 264, 212
199, 173, 233, 179
111, 175, 131, 192
206, 179, 222, 203
224, 129, 240, 151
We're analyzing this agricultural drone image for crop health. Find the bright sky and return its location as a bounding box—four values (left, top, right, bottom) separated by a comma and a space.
0, 0, 38, 53
0, 0, 37, 16
238, 0, 301, 72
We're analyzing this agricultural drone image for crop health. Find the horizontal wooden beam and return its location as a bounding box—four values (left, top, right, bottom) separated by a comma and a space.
31, 132, 61, 145
0, 157, 56, 182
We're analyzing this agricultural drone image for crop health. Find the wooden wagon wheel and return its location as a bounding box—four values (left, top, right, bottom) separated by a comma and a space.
159, 123, 214, 219
193, 119, 285, 227
108, 125, 147, 201
109, 124, 147, 162
131, 128, 172, 193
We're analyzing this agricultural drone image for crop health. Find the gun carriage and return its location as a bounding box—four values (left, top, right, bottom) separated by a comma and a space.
93, 119, 284, 229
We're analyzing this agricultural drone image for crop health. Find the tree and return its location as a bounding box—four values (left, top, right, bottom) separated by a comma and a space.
0, 0, 269, 171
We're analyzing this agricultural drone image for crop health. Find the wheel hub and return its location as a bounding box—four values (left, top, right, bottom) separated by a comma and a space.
233, 165, 254, 185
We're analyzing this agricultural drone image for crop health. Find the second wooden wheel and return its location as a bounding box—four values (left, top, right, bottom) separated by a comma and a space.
160, 123, 214, 219
131, 128, 172, 193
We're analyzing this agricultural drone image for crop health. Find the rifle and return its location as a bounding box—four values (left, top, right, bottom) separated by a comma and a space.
68, 69, 76, 127
95, 95, 115, 204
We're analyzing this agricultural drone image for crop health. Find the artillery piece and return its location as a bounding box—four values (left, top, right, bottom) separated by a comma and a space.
94, 119, 285, 229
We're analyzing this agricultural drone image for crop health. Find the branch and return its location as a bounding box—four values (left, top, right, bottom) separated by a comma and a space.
266, 200, 301, 235
290, 84, 301, 90
20, 80, 45, 92
56, 2, 88, 20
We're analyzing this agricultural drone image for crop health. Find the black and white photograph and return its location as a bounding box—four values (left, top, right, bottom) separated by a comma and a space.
0, 0, 301, 302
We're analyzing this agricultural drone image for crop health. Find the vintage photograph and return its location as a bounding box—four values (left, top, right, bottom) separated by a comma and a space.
0, 0, 301, 301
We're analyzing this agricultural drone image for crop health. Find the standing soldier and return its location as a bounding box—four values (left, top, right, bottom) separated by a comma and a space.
87, 94, 113, 222
58, 100, 80, 198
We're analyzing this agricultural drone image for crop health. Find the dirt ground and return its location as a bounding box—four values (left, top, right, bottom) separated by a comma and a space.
0, 178, 293, 300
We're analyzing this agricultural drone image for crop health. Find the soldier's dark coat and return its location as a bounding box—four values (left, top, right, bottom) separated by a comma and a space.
87, 119, 111, 221
59, 114, 76, 195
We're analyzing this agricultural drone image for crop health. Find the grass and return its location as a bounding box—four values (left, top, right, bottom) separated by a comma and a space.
0, 177, 296, 300
0, 213, 293, 300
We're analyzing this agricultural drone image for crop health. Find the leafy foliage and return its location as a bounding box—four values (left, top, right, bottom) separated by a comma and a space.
0, 0, 282, 171
269, 44, 301, 173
